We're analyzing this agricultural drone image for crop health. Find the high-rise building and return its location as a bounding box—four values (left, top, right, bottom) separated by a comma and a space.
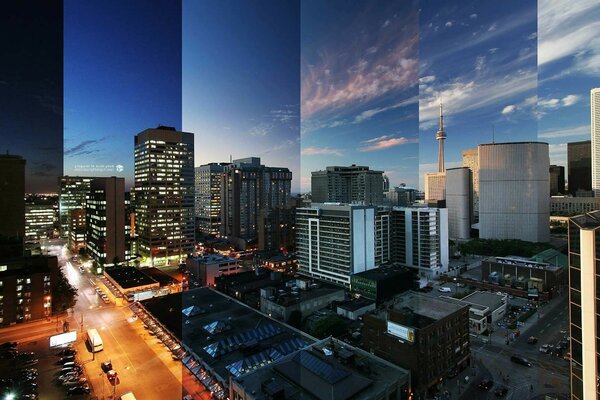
0, 154, 26, 257
311, 165, 384, 205
195, 163, 229, 236
24, 198, 58, 242
424, 172, 446, 201
384, 186, 419, 206
86, 177, 127, 270
390, 206, 449, 280
134, 126, 195, 266
478, 142, 550, 243
257, 207, 295, 252
221, 157, 291, 243
68, 208, 86, 254
446, 167, 471, 240
383, 174, 390, 193
296, 204, 389, 287
569, 140, 592, 196
462, 148, 480, 221
550, 165, 566, 196
58, 176, 93, 236
568, 211, 600, 400
591, 88, 600, 196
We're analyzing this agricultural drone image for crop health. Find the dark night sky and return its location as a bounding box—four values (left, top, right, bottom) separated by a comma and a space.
0, 1, 64, 193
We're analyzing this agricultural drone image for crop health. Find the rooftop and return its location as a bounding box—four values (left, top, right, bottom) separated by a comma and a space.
486, 256, 560, 272
459, 291, 506, 311
232, 337, 409, 400
351, 265, 414, 282
570, 210, 600, 229
337, 298, 375, 312
105, 267, 158, 289
140, 267, 179, 286
189, 254, 237, 264
382, 291, 466, 329
263, 279, 344, 307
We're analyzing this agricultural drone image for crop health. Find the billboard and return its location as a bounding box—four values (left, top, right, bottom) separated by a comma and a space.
387, 321, 415, 343
49, 331, 77, 348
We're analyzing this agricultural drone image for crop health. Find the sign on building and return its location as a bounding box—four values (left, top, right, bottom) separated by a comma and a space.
49, 331, 77, 348
387, 321, 415, 343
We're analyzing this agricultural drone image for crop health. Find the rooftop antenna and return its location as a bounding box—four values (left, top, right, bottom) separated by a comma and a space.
492, 124, 495, 144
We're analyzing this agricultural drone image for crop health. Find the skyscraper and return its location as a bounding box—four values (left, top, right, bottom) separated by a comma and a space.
549, 165, 566, 196
446, 167, 471, 240
195, 163, 229, 236
86, 177, 127, 270
134, 126, 195, 266
568, 140, 592, 196
462, 148, 480, 221
0, 154, 25, 258
592, 88, 600, 196
59, 176, 93, 236
436, 101, 446, 173
479, 142, 549, 242
425, 101, 447, 202
311, 165, 384, 205
568, 211, 600, 400
221, 157, 291, 244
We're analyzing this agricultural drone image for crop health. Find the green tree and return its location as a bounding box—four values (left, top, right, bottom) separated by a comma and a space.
311, 315, 346, 339
51, 269, 78, 314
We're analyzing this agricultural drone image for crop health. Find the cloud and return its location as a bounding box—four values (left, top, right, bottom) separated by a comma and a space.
382, 19, 390, 29
359, 135, 418, 152
562, 94, 580, 106
489, 48, 499, 54
502, 105, 516, 114
474, 56, 486, 71
270, 108, 298, 123
539, 94, 580, 110
538, 124, 589, 139
249, 122, 273, 137
353, 95, 418, 124
419, 75, 436, 84
301, 146, 343, 157
445, 21, 453, 27
470, 13, 478, 19
488, 23, 497, 32
527, 32, 537, 40
64, 138, 105, 157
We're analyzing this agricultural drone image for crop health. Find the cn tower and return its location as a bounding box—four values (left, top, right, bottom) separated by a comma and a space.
436, 100, 446, 173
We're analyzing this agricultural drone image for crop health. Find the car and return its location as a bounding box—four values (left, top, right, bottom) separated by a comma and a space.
0, 342, 17, 350
59, 355, 75, 363
510, 355, 532, 367
101, 361, 113, 373
456, 282, 465, 287
478, 379, 494, 390
95, 287, 103, 294
67, 384, 91, 395
78, 266, 85, 273
527, 336, 538, 344
62, 377, 87, 388
539, 344, 550, 353
60, 366, 82, 375
56, 348, 77, 357
16, 358, 38, 367
58, 372, 81, 382
438, 287, 452, 293
0, 350, 17, 359
564, 352, 571, 361
102, 297, 111, 304
15, 352, 35, 360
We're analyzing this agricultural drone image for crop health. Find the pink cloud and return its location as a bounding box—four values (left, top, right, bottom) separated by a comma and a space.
301, 146, 343, 157
359, 135, 417, 152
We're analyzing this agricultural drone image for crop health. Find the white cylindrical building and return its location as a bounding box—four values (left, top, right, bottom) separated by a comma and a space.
446, 167, 471, 240
478, 142, 550, 243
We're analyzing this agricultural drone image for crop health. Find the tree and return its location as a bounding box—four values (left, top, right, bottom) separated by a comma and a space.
311, 315, 346, 339
51, 269, 78, 314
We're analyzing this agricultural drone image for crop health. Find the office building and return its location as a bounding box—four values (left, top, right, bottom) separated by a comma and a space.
441, 291, 507, 335
68, 208, 86, 253
362, 291, 469, 398
195, 163, 229, 236
296, 204, 388, 287
86, 177, 127, 270
550, 165, 566, 195
311, 165, 384, 205
221, 157, 291, 244
424, 172, 446, 201
0, 256, 56, 326
185, 254, 242, 287
350, 265, 416, 304
390, 206, 449, 280
24, 195, 58, 242
257, 207, 295, 252
478, 142, 550, 242
591, 88, 600, 196
446, 167, 471, 240
383, 174, 390, 193
568, 141, 592, 196
58, 176, 93, 236
568, 210, 600, 400
134, 126, 195, 266
385, 186, 419, 206
462, 148, 480, 221
0, 155, 26, 258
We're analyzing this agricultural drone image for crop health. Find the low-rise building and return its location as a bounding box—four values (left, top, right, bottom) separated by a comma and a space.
336, 298, 376, 321
442, 291, 507, 335
215, 268, 286, 307
550, 196, 600, 216
362, 291, 470, 398
350, 265, 416, 304
256, 252, 298, 273
260, 278, 345, 322
104, 267, 160, 298
186, 254, 243, 287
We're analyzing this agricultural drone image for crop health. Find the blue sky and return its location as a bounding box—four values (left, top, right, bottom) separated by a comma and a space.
301, 0, 419, 191
63, 0, 182, 189
182, 0, 301, 192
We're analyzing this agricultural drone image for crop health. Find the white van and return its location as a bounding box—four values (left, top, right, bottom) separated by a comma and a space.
438, 287, 452, 293
120, 392, 137, 400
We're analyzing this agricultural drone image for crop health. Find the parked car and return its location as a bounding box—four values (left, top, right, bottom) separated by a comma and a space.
102, 297, 111, 304
67, 384, 90, 395
101, 361, 113, 373
438, 287, 452, 293
59, 355, 75, 363
62, 377, 87, 388
0, 342, 17, 351
527, 336, 538, 344
539, 344, 552, 353
56, 348, 76, 357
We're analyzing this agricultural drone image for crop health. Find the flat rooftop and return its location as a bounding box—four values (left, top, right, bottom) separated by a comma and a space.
140, 267, 179, 286
188, 254, 237, 264
337, 298, 375, 312
486, 257, 560, 272
383, 291, 466, 328
264, 280, 344, 307
352, 265, 413, 281
140, 288, 315, 385
105, 267, 158, 289
232, 337, 409, 400
460, 291, 505, 311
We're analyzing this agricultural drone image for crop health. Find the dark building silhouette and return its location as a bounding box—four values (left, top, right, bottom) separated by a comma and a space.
0, 154, 26, 258
568, 141, 592, 196
550, 165, 565, 195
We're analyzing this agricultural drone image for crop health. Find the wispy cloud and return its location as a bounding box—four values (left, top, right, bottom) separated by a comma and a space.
249, 122, 273, 137
301, 146, 343, 157
353, 95, 418, 124
270, 107, 298, 124
538, 124, 589, 139
359, 135, 417, 152
64, 138, 105, 157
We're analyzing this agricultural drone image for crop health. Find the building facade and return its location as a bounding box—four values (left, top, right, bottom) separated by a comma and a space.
568, 211, 600, 400
0, 155, 26, 258
568, 140, 592, 196
478, 142, 550, 243
195, 163, 229, 236
296, 204, 387, 287
446, 167, 471, 240
462, 148, 480, 222
86, 177, 127, 270
134, 126, 195, 266
591, 88, 600, 197
350, 265, 416, 304
551, 196, 600, 215
390, 206, 449, 280
24, 196, 58, 242
68, 208, 86, 253
221, 157, 291, 242
550, 165, 566, 196
58, 176, 92, 237
311, 165, 384, 205
424, 172, 446, 201
257, 207, 295, 252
